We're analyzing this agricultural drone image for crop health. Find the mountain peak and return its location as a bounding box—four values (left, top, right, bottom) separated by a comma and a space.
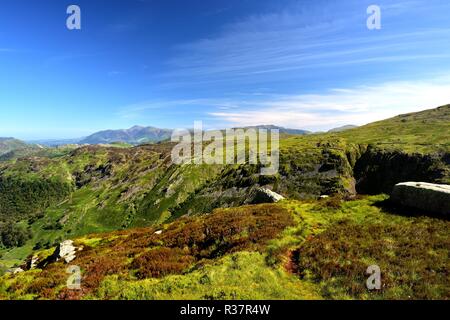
80, 126, 173, 145
129, 125, 146, 130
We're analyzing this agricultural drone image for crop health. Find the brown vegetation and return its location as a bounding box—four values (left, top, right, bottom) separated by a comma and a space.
290, 219, 450, 299
20, 204, 293, 299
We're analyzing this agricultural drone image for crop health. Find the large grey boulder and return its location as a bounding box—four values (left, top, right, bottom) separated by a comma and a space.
391, 182, 450, 216
251, 187, 285, 204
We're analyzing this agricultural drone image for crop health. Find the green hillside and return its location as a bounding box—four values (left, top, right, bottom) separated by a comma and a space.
0, 138, 68, 161
336, 104, 449, 153
0, 138, 33, 158
0, 105, 449, 299
1, 106, 449, 266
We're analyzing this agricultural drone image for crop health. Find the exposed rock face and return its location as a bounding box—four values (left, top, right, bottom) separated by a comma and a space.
52, 240, 79, 263
27, 255, 39, 269
251, 188, 285, 204
354, 148, 449, 194
24, 240, 83, 270
391, 182, 450, 216
22, 254, 39, 271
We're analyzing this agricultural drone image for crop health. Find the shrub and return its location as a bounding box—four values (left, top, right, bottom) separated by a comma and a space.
155, 204, 294, 259
0, 223, 32, 248
131, 248, 195, 279
291, 219, 450, 299
0, 176, 72, 221
128, 204, 293, 280
3, 204, 294, 299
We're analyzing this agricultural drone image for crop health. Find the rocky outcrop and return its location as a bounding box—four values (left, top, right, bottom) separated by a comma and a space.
391, 182, 450, 216
27, 255, 39, 269
354, 148, 449, 194
23, 240, 83, 271
52, 240, 79, 263
251, 188, 285, 204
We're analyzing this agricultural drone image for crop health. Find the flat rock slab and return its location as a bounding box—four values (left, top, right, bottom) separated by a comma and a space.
391, 182, 450, 217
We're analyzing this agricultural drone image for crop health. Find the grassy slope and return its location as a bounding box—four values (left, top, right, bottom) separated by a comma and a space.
0, 138, 43, 161
0, 144, 224, 267
330, 104, 449, 153
0, 105, 449, 287
1, 195, 448, 300
0, 138, 28, 155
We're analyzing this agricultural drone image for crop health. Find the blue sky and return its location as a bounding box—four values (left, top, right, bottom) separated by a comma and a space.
1, 0, 450, 139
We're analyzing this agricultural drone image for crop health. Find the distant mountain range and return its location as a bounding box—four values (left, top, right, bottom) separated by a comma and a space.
0, 122, 312, 162
2, 124, 354, 153
18, 125, 311, 147
80, 125, 310, 145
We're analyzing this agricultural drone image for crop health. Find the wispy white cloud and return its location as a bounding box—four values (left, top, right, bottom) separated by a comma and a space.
161, 0, 450, 87
116, 0, 450, 131
208, 77, 450, 130
117, 76, 450, 130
